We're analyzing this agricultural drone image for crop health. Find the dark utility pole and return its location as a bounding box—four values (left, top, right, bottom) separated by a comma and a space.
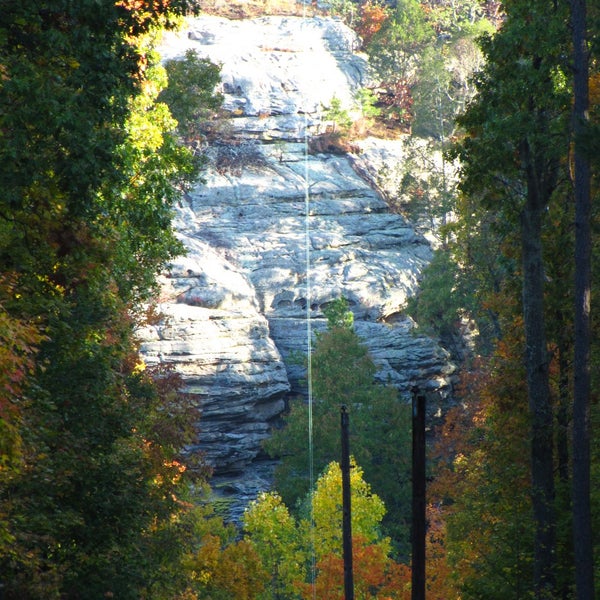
570, 1, 595, 598
412, 389, 426, 600
341, 405, 354, 600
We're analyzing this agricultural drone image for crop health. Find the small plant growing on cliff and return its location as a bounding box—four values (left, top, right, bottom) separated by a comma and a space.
309, 96, 360, 155
355, 87, 381, 120
322, 95, 353, 133
326, 0, 359, 26
213, 139, 268, 176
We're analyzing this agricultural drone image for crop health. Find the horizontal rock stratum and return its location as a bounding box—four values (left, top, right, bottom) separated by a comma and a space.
138, 15, 455, 479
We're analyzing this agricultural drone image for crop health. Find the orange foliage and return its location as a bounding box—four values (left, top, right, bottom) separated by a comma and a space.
0, 277, 45, 419
356, 1, 390, 47
427, 309, 533, 595
115, 0, 172, 11
301, 534, 455, 600
114, 0, 181, 38
425, 503, 457, 599
115, 0, 146, 9
298, 536, 410, 600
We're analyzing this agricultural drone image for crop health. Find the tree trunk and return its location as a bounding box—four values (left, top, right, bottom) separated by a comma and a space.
570, 0, 595, 597
520, 177, 556, 598
557, 322, 570, 486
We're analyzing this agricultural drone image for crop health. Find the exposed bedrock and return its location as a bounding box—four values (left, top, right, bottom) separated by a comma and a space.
139, 16, 455, 499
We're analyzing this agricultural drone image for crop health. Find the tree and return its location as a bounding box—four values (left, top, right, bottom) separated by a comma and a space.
365, 0, 435, 129
452, 1, 572, 594
422, 0, 497, 35
0, 286, 46, 583
299, 459, 388, 560
0, 1, 228, 596
326, 0, 360, 26
264, 299, 412, 555
412, 22, 490, 141
429, 337, 537, 599
368, 0, 434, 77
243, 460, 404, 599
298, 461, 404, 599
243, 491, 307, 599
159, 48, 223, 145
356, 0, 391, 48
187, 534, 267, 600
300, 536, 410, 600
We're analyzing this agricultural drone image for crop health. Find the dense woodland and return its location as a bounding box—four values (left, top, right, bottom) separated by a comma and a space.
0, 0, 599, 598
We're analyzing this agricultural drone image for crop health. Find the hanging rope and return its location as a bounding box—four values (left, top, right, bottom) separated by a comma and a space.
301, 1, 317, 596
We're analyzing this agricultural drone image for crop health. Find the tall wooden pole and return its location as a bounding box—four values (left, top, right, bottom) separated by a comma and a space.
412, 389, 426, 600
341, 405, 354, 600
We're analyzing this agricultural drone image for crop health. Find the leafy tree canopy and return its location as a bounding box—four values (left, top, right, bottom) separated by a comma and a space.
243, 460, 399, 599
264, 298, 412, 556
0, 1, 229, 597
159, 48, 223, 145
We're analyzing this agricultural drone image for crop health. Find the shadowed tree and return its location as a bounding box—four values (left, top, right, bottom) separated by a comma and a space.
451, 0, 573, 595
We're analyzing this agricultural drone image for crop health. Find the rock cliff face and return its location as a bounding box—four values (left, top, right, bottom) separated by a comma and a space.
138, 16, 455, 491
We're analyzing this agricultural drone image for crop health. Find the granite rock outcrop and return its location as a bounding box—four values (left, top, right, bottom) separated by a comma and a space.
138, 15, 455, 486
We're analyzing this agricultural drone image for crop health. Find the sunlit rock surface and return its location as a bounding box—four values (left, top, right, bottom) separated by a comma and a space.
139, 16, 455, 505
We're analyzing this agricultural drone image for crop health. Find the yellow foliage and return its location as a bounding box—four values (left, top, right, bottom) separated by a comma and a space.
188, 534, 267, 599
304, 459, 389, 561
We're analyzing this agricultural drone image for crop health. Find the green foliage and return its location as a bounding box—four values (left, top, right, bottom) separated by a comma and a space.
406, 250, 469, 338
430, 338, 537, 599
107, 57, 199, 303
441, 0, 572, 360
322, 296, 354, 329
393, 139, 456, 236
326, 0, 359, 26
299, 460, 389, 561
243, 491, 306, 598
159, 49, 223, 144
0, 1, 225, 597
358, 0, 433, 130
412, 44, 458, 140
392, 0, 435, 45
367, 0, 435, 85
355, 87, 382, 119
264, 298, 412, 556
184, 524, 268, 600
442, 0, 584, 596
357, 0, 494, 135
426, 0, 496, 37
450, 3, 571, 213
322, 95, 354, 132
